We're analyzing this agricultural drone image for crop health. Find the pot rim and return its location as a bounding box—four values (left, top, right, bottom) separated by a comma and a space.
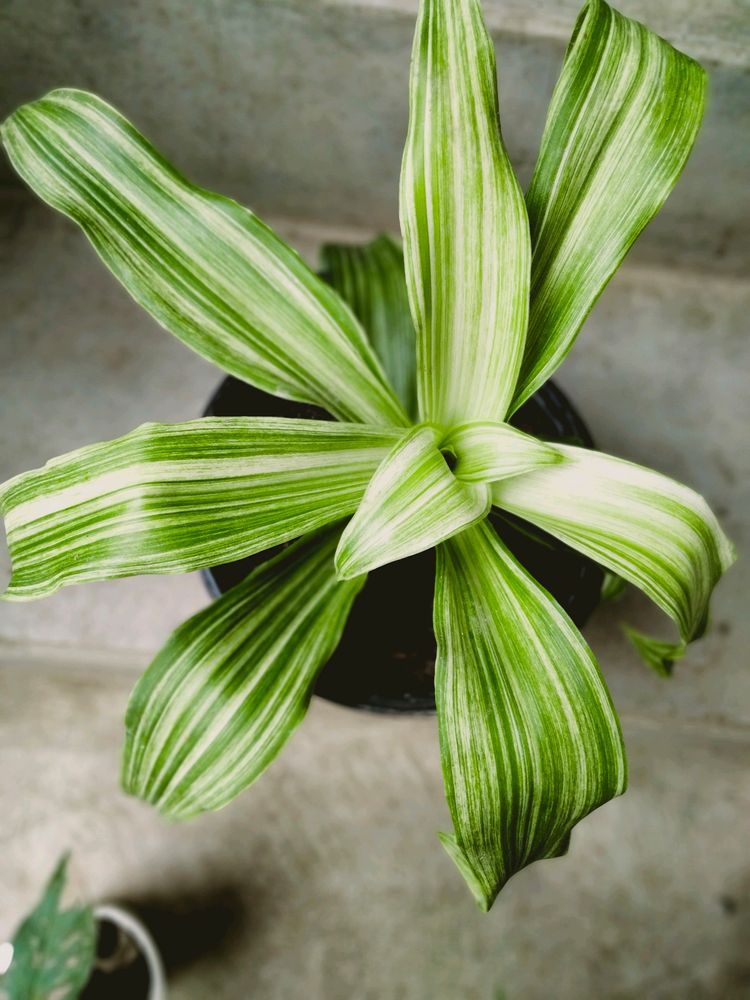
93, 904, 168, 1000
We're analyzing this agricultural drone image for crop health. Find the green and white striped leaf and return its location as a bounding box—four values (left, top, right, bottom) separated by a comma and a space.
3, 855, 96, 1000
512, 0, 707, 410
335, 424, 489, 580
400, 0, 530, 426
0, 417, 401, 600
442, 420, 562, 483
1, 89, 408, 427
123, 528, 363, 819
321, 234, 418, 420
601, 571, 628, 603
623, 625, 686, 679
492, 445, 735, 643
435, 520, 626, 910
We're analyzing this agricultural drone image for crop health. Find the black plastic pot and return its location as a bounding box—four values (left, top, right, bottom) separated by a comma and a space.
201, 375, 603, 713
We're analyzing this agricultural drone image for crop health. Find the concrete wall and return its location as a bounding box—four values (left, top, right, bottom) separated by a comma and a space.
1, 0, 748, 272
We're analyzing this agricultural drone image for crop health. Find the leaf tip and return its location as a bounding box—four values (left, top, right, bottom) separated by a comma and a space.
120, 769, 190, 823
333, 550, 356, 582
721, 534, 738, 574
333, 530, 363, 581
622, 623, 684, 678
1, 95, 50, 143
438, 832, 498, 913
1, 584, 28, 603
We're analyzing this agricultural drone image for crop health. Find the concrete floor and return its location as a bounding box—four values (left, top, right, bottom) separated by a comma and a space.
1, 653, 749, 1000
0, 196, 748, 999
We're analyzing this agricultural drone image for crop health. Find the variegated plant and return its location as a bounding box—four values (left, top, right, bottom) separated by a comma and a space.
0, 0, 734, 910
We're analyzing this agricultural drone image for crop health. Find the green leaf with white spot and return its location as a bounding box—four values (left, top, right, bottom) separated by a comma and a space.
443, 420, 562, 483
512, 0, 707, 410
2, 855, 95, 1000
321, 234, 418, 420
0, 417, 400, 600
400, 0, 530, 426
492, 445, 735, 644
1, 89, 408, 427
435, 521, 627, 910
123, 527, 363, 819
335, 424, 489, 580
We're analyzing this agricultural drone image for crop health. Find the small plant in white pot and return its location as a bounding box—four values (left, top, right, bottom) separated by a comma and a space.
0, 0, 734, 910
0, 856, 167, 1000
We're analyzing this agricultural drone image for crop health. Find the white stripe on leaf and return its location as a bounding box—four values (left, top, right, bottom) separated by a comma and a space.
435, 520, 626, 910
491, 445, 735, 644
0, 417, 401, 600
123, 528, 364, 818
400, 0, 530, 426
443, 420, 562, 483
512, 0, 707, 409
1, 89, 408, 427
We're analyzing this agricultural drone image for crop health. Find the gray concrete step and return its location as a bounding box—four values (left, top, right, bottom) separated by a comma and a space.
1, 0, 748, 273
1, 652, 749, 999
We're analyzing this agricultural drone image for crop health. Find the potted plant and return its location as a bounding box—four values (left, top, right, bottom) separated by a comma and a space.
0, 0, 734, 910
1, 856, 167, 999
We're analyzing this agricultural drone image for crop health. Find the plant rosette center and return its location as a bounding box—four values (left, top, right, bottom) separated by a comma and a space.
332, 419, 566, 583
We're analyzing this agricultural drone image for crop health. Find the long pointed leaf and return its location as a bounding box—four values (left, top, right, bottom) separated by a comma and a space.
0, 417, 401, 600
492, 445, 735, 643
435, 521, 627, 910
400, 0, 530, 425
442, 420, 562, 483
2, 89, 408, 427
321, 234, 418, 420
123, 528, 363, 819
335, 424, 489, 580
512, 0, 707, 409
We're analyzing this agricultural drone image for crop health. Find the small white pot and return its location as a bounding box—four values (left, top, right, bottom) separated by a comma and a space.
93, 904, 168, 1000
